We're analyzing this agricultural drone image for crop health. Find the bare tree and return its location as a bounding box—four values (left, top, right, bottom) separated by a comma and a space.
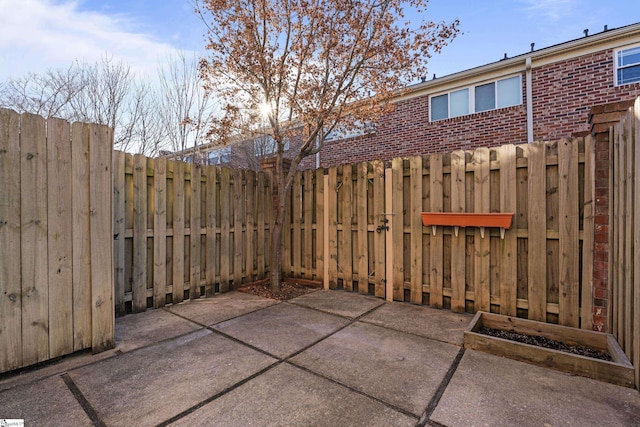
0, 65, 84, 118
196, 0, 459, 291
156, 50, 216, 156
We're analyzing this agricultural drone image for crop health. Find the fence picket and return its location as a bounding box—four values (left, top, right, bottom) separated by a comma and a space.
499, 144, 517, 316
206, 166, 218, 295
391, 158, 404, 301
232, 169, 243, 287
315, 169, 325, 282
72, 124, 92, 350
154, 158, 167, 307
0, 109, 22, 372
581, 136, 595, 330
528, 141, 547, 321
373, 160, 386, 297
132, 154, 147, 312
219, 167, 231, 291
558, 138, 579, 327
472, 147, 490, 313
172, 161, 185, 302
328, 167, 338, 289
112, 150, 126, 316
47, 117, 73, 358
190, 164, 202, 299
20, 113, 49, 366
356, 162, 369, 293
450, 151, 466, 312
429, 154, 444, 308
410, 156, 423, 304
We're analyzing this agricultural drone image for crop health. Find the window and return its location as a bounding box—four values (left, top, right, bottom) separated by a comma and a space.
207, 146, 231, 165
430, 75, 522, 121
616, 45, 640, 85
325, 120, 375, 141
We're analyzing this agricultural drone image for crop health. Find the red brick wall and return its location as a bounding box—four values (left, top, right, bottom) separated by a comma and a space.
302, 47, 640, 170
531, 49, 640, 140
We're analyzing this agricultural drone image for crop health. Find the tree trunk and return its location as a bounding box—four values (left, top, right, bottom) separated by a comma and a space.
269, 213, 283, 292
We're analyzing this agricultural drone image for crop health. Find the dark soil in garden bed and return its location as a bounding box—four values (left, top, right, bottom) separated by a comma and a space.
479, 327, 613, 361
238, 280, 321, 301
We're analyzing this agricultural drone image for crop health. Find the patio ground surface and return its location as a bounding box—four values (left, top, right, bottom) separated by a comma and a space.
1, 289, 639, 426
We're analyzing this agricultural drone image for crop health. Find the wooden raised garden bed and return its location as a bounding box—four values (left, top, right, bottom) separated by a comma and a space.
464, 311, 635, 388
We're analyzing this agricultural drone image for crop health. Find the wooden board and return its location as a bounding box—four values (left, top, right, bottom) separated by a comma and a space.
356, 162, 369, 294
232, 169, 243, 287
172, 161, 185, 302
527, 141, 547, 321
47, 117, 73, 358
327, 167, 338, 289
0, 108, 22, 372
558, 138, 579, 327
190, 164, 202, 298
341, 165, 353, 291
580, 136, 595, 330
303, 170, 314, 279
89, 124, 114, 353
292, 172, 302, 277
450, 151, 465, 312
153, 158, 167, 307
391, 158, 404, 301
219, 167, 231, 291
472, 147, 490, 312
256, 172, 266, 279
205, 166, 217, 295
20, 112, 49, 366
112, 150, 126, 317
499, 144, 517, 316
623, 114, 633, 358
429, 153, 444, 308
71, 124, 92, 350
372, 160, 385, 297
410, 157, 423, 304
633, 98, 640, 389
315, 169, 325, 282
132, 154, 147, 312
245, 170, 256, 282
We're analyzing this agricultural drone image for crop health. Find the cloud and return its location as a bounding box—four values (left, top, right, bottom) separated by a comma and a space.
0, 0, 178, 81
521, 0, 576, 21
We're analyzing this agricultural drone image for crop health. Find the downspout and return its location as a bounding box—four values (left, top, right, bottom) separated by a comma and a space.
526, 57, 534, 143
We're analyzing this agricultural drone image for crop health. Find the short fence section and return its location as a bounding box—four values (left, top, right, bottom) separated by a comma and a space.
112, 153, 272, 314
0, 109, 113, 374
610, 98, 640, 388
284, 137, 596, 329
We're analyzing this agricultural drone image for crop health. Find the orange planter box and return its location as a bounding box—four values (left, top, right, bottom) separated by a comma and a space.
421, 212, 513, 229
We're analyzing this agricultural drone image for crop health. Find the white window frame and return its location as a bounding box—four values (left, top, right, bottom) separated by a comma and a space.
429, 74, 522, 122
614, 43, 640, 86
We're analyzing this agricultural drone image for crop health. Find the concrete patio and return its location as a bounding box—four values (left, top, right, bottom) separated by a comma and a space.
1, 289, 638, 426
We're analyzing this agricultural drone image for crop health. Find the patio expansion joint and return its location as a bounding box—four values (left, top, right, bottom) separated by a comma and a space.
154, 360, 282, 427
285, 359, 420, 421
60, 372, 107, 427
416, 347, 466, 427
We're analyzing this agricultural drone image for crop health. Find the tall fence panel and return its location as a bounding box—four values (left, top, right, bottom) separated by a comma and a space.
610, 97, 640, 388
0, 109, 114, 374
112, 153, 272, 314
284, 136, 595, 329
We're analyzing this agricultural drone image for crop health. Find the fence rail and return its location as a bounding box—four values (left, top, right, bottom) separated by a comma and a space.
0, 109, 113, 374
610, 97, 640, 388
283, 137, 596, 328
112, 152, 272, 314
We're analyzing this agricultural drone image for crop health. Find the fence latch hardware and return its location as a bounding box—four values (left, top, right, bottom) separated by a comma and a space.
376, 224, 389, 233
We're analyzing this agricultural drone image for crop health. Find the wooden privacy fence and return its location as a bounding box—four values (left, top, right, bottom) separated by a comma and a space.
283, 136, 596, 329
112, 153, 272, 314
0, 109, 113, 374
610, 97, 640, 388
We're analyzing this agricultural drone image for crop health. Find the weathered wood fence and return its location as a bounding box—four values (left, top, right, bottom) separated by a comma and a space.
112, 153, 272, 314
283, 136, 596, 329
0, 109, 114, 374
610, 97, 640, 388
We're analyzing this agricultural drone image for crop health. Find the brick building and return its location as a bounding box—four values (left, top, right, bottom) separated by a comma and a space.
301, 22, 640, 169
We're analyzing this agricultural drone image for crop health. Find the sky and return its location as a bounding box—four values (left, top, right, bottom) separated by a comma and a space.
0, 0, 639, 84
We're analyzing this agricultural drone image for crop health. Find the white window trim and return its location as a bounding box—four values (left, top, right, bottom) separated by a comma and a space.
614, 42, 640, 86
429, 74, 522, 122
